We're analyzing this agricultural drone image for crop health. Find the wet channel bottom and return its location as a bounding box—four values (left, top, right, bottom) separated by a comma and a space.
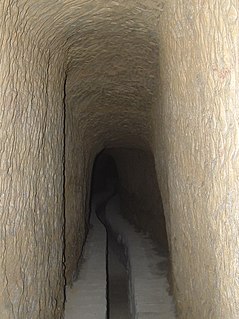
107, 233, 131, 319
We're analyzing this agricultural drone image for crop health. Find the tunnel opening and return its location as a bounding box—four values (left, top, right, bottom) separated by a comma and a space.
93, 148, 170, 254
90, 150, 131, 319
65, 147, 174, 317
90, 151, 119, 208
76, 147, 173, 318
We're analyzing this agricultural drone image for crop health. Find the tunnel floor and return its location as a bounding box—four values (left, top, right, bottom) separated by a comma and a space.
107, 233, 131, 319
65, 195, 176, 318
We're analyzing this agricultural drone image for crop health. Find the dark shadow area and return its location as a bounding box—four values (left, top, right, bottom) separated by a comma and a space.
89, 148, 172, 317
90, 147, 170, 255
91, 152, 119, 200
90, 151, 131, 318
106, 148, 169, 253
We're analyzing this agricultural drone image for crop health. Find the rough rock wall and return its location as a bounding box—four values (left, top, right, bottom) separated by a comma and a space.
0, 0, 238, 318
153, 1, 239, 318
0, 4, 160, 317
107, 148, 168, 251
0, 2, 67, 318
0, 2, 161, 317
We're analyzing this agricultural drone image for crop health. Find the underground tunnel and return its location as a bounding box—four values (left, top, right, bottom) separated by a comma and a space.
64, 148, 173, 318
0, 1, 239, 319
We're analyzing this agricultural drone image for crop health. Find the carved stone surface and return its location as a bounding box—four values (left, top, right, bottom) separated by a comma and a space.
0, 1, 238, 318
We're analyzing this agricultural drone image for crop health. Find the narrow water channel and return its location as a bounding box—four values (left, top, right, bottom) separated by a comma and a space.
107, 232, 131, 319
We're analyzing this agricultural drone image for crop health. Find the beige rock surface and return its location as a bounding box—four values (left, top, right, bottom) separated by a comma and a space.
0, 1, 238, 318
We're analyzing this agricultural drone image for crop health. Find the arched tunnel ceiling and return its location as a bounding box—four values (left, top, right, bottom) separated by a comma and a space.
23, 1, 163, 48
12, 0, 163, 150
65, 15, 160, 150
64, 7, 161, 150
